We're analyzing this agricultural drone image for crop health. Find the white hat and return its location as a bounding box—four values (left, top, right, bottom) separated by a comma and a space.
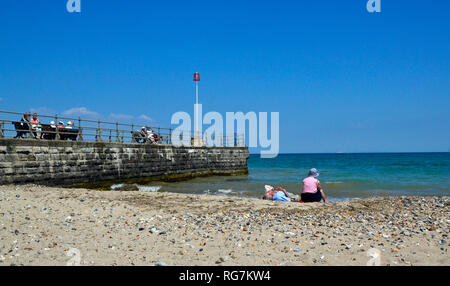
67, 121, 73, 125
50, 121, 55, 125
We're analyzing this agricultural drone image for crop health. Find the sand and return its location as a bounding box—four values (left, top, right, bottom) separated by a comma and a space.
0, 184, 448, 266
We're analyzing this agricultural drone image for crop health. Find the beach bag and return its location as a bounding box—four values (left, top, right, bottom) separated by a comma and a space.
288, 192, 301, 202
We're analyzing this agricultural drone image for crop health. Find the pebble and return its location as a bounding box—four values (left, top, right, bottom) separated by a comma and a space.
155, 261, 167, 266
215, 257, 227, 264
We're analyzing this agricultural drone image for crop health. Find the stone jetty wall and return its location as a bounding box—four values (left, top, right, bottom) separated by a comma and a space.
0, 139, 249, 188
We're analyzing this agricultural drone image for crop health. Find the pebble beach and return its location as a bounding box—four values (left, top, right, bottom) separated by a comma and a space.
0, 184, 448, 266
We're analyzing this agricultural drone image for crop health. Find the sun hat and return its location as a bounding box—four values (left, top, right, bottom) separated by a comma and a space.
308, 168, 320, 178
50, 121, 55, 125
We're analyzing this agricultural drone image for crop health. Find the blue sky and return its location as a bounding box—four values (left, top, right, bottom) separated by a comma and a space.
0, 0, 449, 153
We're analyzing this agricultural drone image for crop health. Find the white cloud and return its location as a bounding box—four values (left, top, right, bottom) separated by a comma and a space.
109, 113, 134, 121
22, 107, 155, 125
29, 106, 57, 115
138, 114, 154, 122
62, 107, 100, 118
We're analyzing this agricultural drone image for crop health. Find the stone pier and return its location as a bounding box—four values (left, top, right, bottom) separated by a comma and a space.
0, 139, 249, 188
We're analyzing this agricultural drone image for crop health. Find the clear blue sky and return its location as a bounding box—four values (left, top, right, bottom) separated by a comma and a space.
1, 1, 449, 153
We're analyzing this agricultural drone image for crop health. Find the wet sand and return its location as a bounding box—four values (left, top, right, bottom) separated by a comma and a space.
0, 184, 448, 266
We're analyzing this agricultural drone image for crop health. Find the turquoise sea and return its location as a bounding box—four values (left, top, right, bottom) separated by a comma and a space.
131, 153, 450, 201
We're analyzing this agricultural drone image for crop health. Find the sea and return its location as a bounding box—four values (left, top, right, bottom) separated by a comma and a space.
115, 153, 450, 202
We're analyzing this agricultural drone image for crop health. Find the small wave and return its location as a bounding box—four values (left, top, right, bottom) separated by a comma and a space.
203, 189, 235, 196
138, 186, 162, 193
328, 197, 359, 202
111, 184, 124, 191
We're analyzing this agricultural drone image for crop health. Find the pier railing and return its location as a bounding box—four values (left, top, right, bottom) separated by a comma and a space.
0, 110, 245, 147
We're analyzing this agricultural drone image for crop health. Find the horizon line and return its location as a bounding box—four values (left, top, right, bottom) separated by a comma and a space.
249, 151, 449, 155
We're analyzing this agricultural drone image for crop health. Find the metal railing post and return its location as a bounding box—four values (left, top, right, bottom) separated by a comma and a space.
131, 124, 134, 143
116, 122, 120, 143
54, 115, 60, 140
0, 121, 4, 138
158, 127, 160, 144
78, 117, 83, 141
97, 120, 102, 142
27, 116, 33, 138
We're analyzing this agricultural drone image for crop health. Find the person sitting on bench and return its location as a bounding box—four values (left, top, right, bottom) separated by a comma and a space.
146, 127, 158, 144
57, 121, 65, 131
40, 121, 56, 140
14, 113, 30, 138
30, 113, 42, 139
140, 126, 147, 138
66, 121, 77, 130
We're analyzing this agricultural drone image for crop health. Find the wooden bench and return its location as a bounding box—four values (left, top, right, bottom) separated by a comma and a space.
40, 124, 79, 141
41, 124, 56, 140
59, 127, 79, 141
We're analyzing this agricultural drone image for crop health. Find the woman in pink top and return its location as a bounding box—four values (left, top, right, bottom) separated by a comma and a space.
301, 168, 329, 203
30, 113, 42, 139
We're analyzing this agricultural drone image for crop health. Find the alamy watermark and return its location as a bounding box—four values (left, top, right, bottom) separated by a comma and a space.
66, 0, 81, 13
66, 247, 81, 266
67, 1, 380, 14
366, 248, 381, 266
171, 104, 279, 158
367, 0, 381, 13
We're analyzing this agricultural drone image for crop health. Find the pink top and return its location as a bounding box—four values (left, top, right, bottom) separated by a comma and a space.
302, 176, 319, 194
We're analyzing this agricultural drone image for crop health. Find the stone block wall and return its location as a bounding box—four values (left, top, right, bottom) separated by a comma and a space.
0, 139, 249, 187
